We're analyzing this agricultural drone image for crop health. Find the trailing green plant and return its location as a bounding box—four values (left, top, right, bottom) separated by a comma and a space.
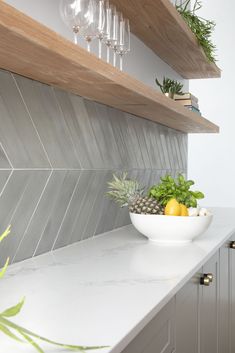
155, 77, 184, 98
148, 174, 204, 207
0, 226, 108, 353
176, 0, 217, 63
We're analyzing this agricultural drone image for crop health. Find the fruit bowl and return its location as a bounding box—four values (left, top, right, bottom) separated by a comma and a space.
129, 213, 213, 244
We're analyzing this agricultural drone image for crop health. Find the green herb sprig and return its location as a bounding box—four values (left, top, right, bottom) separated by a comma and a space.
176, 0, 217, 63
148, 174, 204, 207
0, 226, 108, 353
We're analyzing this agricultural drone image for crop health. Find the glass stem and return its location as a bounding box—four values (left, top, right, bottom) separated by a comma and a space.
107, 45, 110, 63
74, 33, 78, 45
120, 54, 123, 71
73, 26, 79, 45
98, 39, 102, 59
113, 50, 117, 67
86, 38, 92, 53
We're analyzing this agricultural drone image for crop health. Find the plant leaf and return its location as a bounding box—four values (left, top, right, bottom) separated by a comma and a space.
0, 316, 109, 351
0, 257, 9, 279
18, 330, 45, 353
1, 297, 25, 317
0, 225, 11, 243
0, 323, 24, 342
191, 191, 205, 199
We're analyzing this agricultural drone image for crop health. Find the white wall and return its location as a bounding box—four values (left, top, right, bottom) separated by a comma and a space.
4, 0, 188, 91
188, 0, 235, 207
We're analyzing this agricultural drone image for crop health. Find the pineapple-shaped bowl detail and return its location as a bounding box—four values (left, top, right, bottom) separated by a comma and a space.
107, 173, 213, 245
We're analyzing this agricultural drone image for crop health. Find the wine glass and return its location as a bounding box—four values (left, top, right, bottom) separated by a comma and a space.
60, 0, 92, 44
96, 0, 106, 59
83, 0, 100, 53
117, 18, 130, 71
110, 10, 121, 67
104, 2, 115, 63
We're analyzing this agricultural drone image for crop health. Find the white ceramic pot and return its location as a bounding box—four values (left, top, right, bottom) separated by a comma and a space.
129, 213, 213, 245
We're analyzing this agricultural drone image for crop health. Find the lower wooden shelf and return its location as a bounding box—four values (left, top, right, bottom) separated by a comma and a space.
0, 2, 219, 134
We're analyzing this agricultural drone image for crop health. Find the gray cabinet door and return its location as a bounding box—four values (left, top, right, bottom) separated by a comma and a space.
200, 252, 219, 353
219, 241, 230, 353
175, 271, 201, 353
229, 235, 235, 353
121, 299, 175, 353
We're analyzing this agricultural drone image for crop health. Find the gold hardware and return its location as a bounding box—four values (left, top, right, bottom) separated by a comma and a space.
206, 273, 213, 283
230, 241, 235, 249
200, 275, 210, 286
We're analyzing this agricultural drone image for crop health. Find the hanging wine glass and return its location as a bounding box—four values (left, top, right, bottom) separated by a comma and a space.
83, 0, 100, 53
110, 10, 120, 67
104, 2, 115, 63
116, 18, 130, 71
60, 0, 92, 44
95, 0, 106, 59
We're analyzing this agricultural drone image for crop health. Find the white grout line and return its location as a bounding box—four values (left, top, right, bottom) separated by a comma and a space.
0, 142, 13, 169
52, 87, 83, 170
32, 170, 62, 257
0, 169, 13, 199
8, 174, 33, 247
12, 73, 53, 169
12, 170, 53, 263
81, 171, 105, 241
51, 171, 82, 250
0, 168, 186, 172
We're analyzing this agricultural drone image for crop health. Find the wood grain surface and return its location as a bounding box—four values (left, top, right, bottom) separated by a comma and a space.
112, 0, 221, 79
0, 2, 219, 133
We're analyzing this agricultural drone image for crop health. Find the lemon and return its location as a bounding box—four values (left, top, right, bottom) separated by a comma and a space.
179, 204, 189, 216
164, 199, 181, 216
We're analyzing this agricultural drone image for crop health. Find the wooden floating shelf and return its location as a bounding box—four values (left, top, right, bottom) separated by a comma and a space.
0, 2, 219, 134
112, 0, 221, 79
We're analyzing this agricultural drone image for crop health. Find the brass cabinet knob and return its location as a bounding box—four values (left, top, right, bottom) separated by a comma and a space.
200, 275, 210, 286
206, 273, 213, 283
230, 241, 235, 249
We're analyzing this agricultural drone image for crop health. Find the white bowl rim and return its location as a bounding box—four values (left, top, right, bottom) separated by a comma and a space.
129, 212, 213, 219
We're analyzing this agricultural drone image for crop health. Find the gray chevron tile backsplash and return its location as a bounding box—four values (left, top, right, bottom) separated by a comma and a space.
0, 69, 188, 266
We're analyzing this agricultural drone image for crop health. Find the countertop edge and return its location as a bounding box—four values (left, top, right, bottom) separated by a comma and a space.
109, 225, 235, 353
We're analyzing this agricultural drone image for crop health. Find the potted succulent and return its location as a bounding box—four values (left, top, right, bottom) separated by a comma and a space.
155, 77, 184, 99
107, 173, 212, 244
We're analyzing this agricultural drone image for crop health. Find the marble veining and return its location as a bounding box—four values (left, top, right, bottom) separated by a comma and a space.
1, 208, 235, 353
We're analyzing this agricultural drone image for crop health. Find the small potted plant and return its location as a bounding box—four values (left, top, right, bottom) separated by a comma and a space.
155, 77, 184, 99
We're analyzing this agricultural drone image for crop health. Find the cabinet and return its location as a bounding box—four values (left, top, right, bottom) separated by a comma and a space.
122, 238, 235, 353
175, 253, 220, 353
121, 299, 175, 353
229, 236, 235, 353
219, 240, 230, 353
200, 252, 219, 353
175, 271, 200, 353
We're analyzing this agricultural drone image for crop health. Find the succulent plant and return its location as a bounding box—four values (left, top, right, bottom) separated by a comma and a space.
155, 77, 184, 98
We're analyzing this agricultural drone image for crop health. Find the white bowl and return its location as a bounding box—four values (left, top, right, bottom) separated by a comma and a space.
129, 213, 213, 244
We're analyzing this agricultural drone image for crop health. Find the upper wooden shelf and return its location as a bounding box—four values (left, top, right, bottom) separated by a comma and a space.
0, 2, 219, 134
112, 0, 221, 79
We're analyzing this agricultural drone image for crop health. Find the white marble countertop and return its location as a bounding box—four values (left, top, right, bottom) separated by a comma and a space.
1, 208, 235, 353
